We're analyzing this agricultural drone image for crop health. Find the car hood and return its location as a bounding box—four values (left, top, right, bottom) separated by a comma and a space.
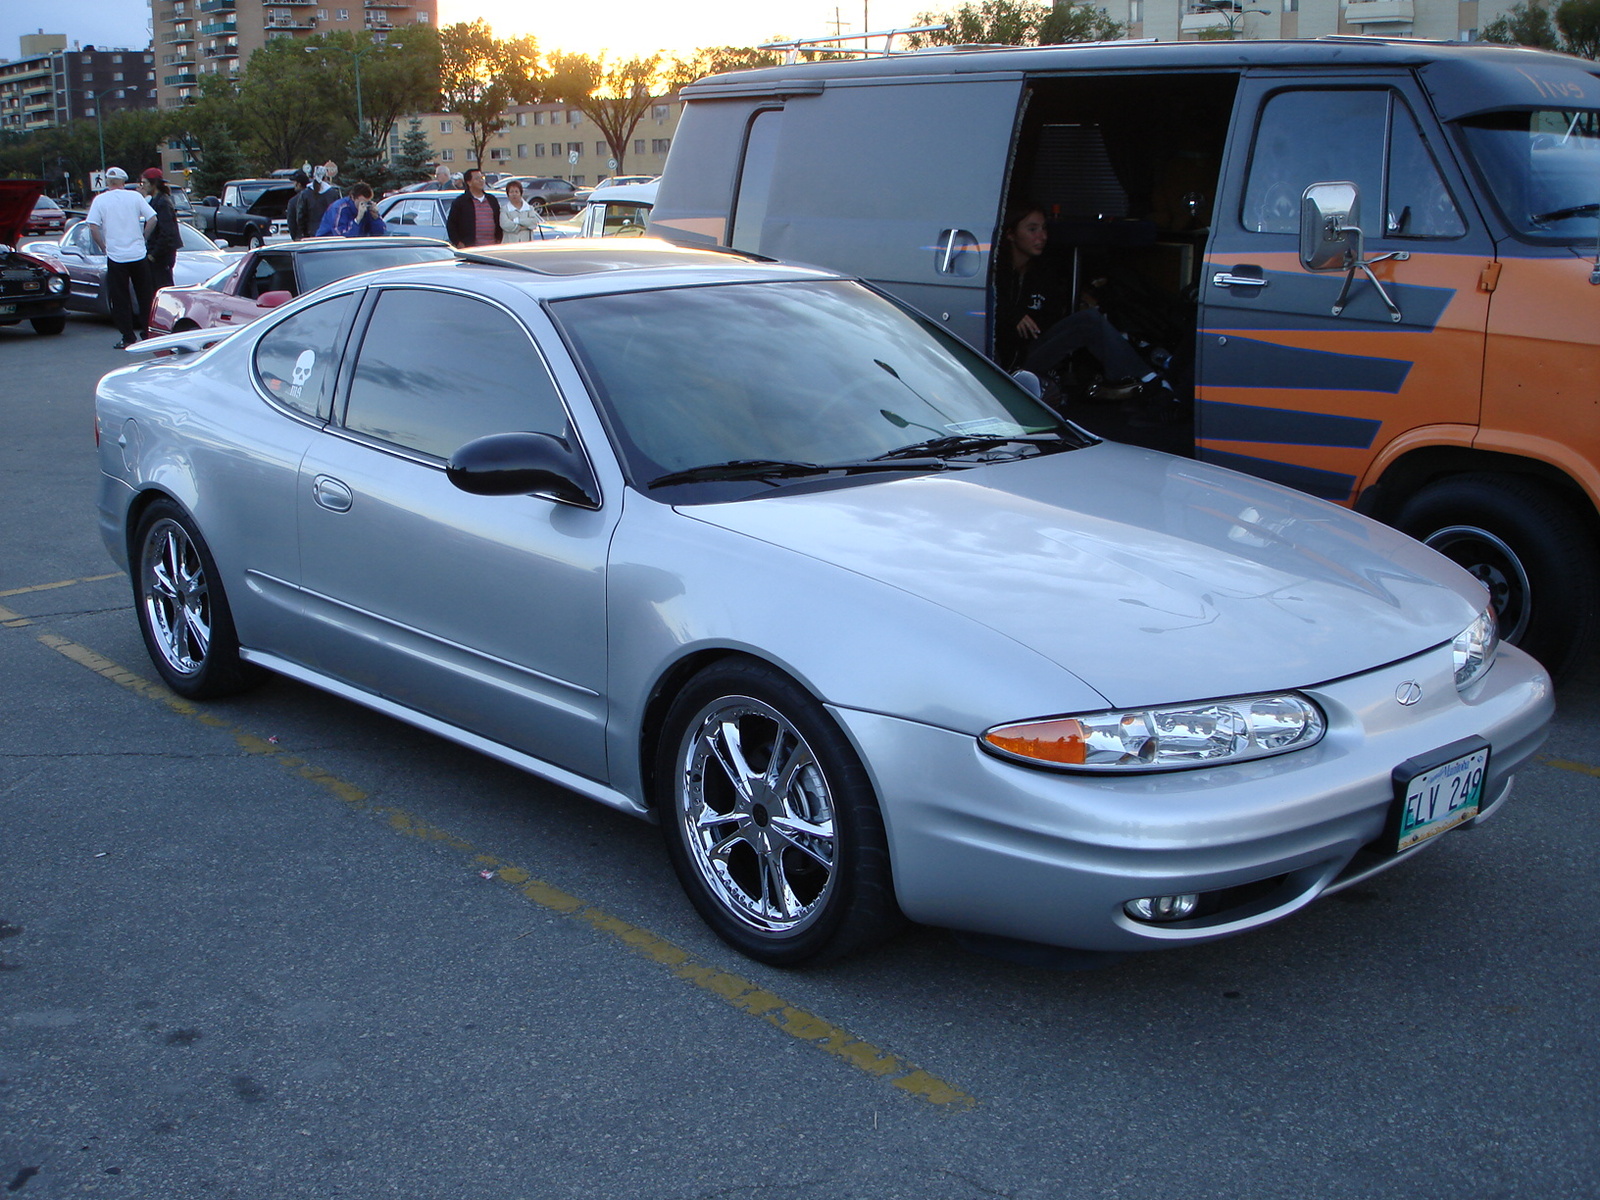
0, 179, 45, 248
681, 442, 1486, 708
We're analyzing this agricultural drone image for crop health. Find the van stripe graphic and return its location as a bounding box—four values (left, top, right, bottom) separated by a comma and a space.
1198, 401, 1382, 449
1197, 448, 1357, 502
1204, 335, 1413, 393
1205, 269, 1456, 333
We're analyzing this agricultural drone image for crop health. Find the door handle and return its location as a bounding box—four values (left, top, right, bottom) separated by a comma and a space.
311, 474, 353, 513
1212, 271, 1269, 289
935, 229, 980, 278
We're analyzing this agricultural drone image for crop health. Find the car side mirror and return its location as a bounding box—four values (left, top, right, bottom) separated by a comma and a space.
256, 290, 294, 309
202, 196, 220, 206
1299, 181, 1360, 272
1011, 370, 1043, 400
446, 431, 599, 507
213, 238, 229, 250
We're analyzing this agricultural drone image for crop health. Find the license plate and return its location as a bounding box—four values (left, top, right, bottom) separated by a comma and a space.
0, 303, 14, 315
1389, 738, 1490, 852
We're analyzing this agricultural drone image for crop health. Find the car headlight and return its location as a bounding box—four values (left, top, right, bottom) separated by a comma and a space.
982, 693, 1326, 772
48, 274, 67, 294
1453, 608, 1498, 691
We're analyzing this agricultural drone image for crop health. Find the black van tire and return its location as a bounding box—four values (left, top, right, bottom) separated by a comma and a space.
656, 659, 903, 966
1395, 473, 1598, 680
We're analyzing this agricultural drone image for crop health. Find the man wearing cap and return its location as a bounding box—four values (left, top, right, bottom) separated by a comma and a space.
284, 169, 312, 240
86, 166, 157, 348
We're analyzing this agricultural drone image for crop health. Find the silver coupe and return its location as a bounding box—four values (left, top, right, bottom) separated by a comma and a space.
94, 241, 1553, 965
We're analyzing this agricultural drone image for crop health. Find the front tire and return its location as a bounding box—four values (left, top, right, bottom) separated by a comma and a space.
132, 500, 263, 699
246, 228, 265, 250
657, 660, 902, 965
30, 315, 65, 335
1395, 473, 1599, 679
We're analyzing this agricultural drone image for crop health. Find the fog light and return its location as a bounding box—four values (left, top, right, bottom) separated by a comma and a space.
1124, 893, 1200, 922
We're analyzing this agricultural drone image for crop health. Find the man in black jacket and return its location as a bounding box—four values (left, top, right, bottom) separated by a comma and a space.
446, 168, 501, 248
289, 162, 340, 240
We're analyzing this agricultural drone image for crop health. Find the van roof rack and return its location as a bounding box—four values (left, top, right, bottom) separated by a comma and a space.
758, 26, 949, 62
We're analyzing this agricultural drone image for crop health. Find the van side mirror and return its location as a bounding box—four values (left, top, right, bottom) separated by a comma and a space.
1298, 180, 1410, 322
1299, 182, 1360, 272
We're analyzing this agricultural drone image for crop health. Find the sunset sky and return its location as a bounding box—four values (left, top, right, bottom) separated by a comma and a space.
0, 1, 938, 61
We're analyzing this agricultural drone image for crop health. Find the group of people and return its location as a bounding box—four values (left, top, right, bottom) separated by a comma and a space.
83, 165, 182, 349
441, 168, 545, 248
286, 162, 386, 239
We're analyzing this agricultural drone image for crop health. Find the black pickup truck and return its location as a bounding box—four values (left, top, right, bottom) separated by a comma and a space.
193, 178, 299, 247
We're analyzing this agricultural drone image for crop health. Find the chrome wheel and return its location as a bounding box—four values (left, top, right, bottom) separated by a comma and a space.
677, 695, 838, 936
140, 517, 212, 677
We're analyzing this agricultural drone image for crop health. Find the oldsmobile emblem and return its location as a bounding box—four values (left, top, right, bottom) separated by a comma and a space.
1395, 680, 1423, 706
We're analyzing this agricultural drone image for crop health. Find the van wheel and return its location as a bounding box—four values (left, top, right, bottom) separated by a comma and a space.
656, 659, 902, 965
1395, 474, 1598, 680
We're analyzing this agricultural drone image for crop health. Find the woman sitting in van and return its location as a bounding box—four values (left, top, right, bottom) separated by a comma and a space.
996, 204, 1166, 406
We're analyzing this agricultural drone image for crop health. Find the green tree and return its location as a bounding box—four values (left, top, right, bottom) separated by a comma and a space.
439, 20, 538, 169
390, 117, 434, 185
908, 0, 1123, 47
1557, 0, 1600, 57
304, 25, 441, 154
234, 37, 343, 169
543, 52, 662, 176
1481, 0, 1563, 49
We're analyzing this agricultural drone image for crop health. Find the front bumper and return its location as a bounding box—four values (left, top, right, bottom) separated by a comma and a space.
833, 641, 1552, 952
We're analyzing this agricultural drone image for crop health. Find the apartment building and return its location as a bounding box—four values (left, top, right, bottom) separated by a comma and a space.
149, 0, 438, 113
403, 97, 682, 187
1113, 0, 1522, 43
0, 34, 156, 136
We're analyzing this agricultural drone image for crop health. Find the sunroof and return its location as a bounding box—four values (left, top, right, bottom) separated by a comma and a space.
456, 241, 764, 276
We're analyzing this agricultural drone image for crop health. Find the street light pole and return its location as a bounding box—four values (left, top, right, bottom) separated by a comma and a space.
94, 87, 126, 177
1198, 1, 1271, 37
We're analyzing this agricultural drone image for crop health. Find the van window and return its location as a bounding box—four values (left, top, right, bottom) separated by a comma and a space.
730, 108, 782, 252
1243, 88, 1463, 239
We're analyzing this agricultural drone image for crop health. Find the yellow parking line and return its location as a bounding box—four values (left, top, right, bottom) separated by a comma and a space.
1538, 754, 1600, 779
22, 624, 977, 1110
0, 572, 121, 599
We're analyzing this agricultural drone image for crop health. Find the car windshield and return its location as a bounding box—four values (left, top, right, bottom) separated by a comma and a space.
553, 279, 1086, 497
1458, 108, 1600, 241
34, 197, 61, 211
296, 244, 455, 291
177, 222, 217, 252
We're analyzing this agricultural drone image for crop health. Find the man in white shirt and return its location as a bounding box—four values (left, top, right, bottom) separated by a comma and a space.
87, 166, 157, 348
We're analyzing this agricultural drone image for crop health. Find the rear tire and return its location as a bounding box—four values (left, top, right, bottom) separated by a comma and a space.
132, 500, 264, 699
656, 659, 903, 965
1395, 473, 1598, 680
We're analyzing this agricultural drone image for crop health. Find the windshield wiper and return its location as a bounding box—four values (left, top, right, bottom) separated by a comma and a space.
647, 457, 948, 489
1532, 202, 1600, 223
870, 432, 1069, 462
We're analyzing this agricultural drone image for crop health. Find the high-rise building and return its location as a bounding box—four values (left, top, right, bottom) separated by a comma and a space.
149, 0, 438, 112
1110, 0, 1523, 43
0, 35, 157, 137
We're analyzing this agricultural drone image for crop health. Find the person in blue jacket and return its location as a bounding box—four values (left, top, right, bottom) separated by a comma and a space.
316, 182, 387, 237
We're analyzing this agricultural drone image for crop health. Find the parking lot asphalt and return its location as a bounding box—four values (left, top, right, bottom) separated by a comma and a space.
2, 313, 1596, 1199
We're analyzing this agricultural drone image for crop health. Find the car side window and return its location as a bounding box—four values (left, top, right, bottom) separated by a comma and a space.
342, 289, 569, 460
241, 252, 296, 300
254, 291, 356, 419
69, 223, 97, 254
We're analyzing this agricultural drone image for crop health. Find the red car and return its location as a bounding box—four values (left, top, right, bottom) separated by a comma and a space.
148, 236, 454, 335
1, 180, 71, 336
23, 194, 66, 237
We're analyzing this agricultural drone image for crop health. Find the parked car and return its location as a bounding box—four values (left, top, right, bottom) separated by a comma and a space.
0, 180, 71, 336
492, 176, 583, 216
168, 185, 201, 231
578, 180, 656, 238
22, 219, 239, 317
99, 240, 1552, 966
591, 175, 657, 192
656, 36, 1600, 679
194, 178, 300, 246
376, 191, 576, 243
24, 194, 66, 237
147, 236, 454, 335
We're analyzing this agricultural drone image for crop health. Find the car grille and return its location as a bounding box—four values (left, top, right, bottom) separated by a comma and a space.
0, 266, 48, 298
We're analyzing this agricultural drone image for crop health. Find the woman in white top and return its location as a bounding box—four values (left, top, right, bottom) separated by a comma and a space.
499, 181, 541, 243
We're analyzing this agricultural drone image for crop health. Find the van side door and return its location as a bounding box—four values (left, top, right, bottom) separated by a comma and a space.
1197, 73, 1492, 504
659, 77, 1023, 349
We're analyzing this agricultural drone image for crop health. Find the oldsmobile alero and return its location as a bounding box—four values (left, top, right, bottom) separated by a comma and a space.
94, 240, 1552, 965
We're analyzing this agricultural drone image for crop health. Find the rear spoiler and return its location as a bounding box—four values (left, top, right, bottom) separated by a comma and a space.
123, 326, 239, 357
